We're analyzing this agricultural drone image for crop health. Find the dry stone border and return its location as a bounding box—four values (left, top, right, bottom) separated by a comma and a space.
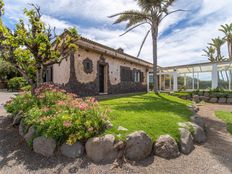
61, 142, 84, 158
154, 135, 180, 159
125, 131, 153, 161
180, 92, 232, 105
14, 113, 207, 164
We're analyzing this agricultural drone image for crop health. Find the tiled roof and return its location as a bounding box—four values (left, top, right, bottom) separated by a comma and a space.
61, 30, 154, 68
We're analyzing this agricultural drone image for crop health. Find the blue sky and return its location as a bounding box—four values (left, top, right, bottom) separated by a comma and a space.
3, 0, 232, 67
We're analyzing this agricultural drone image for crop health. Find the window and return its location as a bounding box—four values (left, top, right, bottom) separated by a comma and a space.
121, 66, 132, 82
83, 58, 93, 74
134, 71, 140, 83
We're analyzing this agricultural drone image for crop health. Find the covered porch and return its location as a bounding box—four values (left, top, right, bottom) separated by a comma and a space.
148, 61, 232, 92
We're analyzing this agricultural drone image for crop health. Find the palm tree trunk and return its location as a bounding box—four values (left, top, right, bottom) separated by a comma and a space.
229, 42, 232, 60
152, 26, 158, 94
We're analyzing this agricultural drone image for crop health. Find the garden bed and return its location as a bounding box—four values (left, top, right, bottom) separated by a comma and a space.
5, 85, 207, 164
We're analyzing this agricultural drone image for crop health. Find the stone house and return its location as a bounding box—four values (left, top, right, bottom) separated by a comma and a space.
46, 34, 152, 96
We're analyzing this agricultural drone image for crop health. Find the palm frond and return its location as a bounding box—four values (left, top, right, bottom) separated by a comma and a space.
120, 22, 147, 36
137, 29, 151, 57
109, 10, 151, 29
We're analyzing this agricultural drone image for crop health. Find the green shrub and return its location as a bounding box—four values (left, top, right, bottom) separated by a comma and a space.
8, 77, 28, 91
5, 84, 108, 145
20, 85, 32, 92
4, 92, 37, 115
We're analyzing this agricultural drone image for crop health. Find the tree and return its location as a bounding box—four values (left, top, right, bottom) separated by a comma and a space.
219, 23, 232, 60
209, 37, 225, 62
203, 46, 216, 62
0, 58, 19, 81
0, 0, 79, 94
109, 0, 185, 93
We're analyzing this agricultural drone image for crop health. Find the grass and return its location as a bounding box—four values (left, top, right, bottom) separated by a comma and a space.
215, 111, 232, 134
100, 92, 192, 141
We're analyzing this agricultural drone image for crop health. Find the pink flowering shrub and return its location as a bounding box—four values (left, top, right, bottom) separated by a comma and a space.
5, 84, 109, 145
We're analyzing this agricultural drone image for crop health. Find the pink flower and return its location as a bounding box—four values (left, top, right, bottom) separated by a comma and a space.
63, 121, 72, 128
57, 100, 66, 106
79, 103, 88, 111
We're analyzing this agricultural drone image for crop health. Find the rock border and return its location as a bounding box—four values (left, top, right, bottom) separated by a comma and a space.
178, 93, 232, 105
14, 114, 207, 164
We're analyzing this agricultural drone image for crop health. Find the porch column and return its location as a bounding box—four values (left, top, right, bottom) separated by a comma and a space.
159, 74, 162, 91
212, 63, 218, 89
192, 68, 195, 90
229, 70, 231, 90
147, 71, 150, 92
173, 71, 178, 92
184, 73, 187, 87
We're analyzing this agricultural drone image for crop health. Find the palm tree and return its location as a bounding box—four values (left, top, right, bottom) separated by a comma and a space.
219, 23, 232, 60
203, 46, 216, 62
209, 37, 225, 62
109, 0, 185, 93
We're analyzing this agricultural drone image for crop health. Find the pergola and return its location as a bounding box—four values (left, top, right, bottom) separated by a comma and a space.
149, 61, 232, 92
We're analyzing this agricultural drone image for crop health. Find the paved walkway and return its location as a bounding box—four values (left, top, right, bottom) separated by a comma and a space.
0, 92, 232, 174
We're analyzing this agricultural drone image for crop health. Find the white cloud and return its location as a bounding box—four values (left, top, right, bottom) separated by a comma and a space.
41, 15, 72, 31
3, 0, 232, 67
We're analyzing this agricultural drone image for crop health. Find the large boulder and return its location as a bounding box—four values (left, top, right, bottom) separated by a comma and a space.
218, 98, 227, 104
24, 126, 36, 143
154, 135, 180, 159
12, 113, 22, 126
188, 105, 199, 113
179, 128, 194, 154
19, 119, 25, 137
178, 122, 206, 144
125, 131, 153, 161
200, 96, 210, 102
33, 136, 56, 157
227, 98, 232, 104
204, 92, 210, 97
61, 142, 84, 158
85, 134, 118, 163
190, 123, 206, 144
209, 98, 218, 103
190, 115, 205, 128
193, 95, 200, 103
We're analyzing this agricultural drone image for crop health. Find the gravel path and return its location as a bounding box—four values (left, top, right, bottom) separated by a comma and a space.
1, 92, 232, 174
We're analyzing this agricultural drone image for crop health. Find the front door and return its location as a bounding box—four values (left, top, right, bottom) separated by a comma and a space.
99, 65, 105, 93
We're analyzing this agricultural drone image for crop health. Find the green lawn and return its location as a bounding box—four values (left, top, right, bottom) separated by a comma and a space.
215, 111, 232, 134
100, 93, 192, 141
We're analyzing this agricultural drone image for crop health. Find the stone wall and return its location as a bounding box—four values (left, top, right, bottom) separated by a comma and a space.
178, 92, 232, 105
52, 47, 148, 96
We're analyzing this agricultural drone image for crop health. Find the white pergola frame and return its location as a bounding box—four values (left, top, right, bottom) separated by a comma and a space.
147, 61, 232, 92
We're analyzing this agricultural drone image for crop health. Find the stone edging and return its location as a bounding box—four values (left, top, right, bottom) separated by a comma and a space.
179, 94, 232, 104
13, 111, 207, 164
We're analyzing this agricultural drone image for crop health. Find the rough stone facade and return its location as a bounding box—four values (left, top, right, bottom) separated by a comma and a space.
52, 38, 151, 96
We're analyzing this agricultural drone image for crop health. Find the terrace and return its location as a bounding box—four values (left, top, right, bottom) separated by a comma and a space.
149, 61, 232, 92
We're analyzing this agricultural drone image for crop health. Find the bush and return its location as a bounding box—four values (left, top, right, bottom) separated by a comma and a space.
5, 84, 109, 145
20, 85, 32, 92
8, 77, 28, 91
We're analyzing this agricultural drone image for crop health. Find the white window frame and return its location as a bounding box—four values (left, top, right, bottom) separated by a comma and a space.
134, 71, 140, 83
